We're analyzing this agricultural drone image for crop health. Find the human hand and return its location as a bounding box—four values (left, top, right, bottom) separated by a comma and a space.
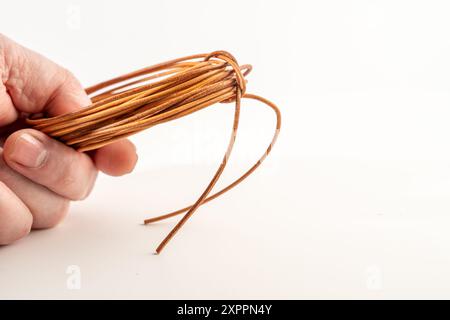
0, 34, 138, 245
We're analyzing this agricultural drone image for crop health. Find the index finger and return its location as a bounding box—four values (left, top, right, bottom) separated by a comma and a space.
2, 34, 138, 176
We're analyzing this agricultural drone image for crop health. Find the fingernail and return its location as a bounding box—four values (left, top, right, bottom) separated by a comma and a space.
10, 133, 48, 168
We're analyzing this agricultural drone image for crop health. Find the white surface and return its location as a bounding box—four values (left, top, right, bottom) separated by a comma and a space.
2, 0, 450, 299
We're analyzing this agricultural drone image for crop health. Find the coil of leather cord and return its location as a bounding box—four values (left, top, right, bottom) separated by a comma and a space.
26, 51, 281, 254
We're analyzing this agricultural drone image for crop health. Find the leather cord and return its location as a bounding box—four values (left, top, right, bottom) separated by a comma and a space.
27, 51, 281, 254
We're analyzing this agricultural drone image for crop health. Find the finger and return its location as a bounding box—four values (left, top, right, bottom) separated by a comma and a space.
0, 181, 32, 245
94, 139, 138, 176
3, 129, 98, 200
0, 149, 70, 229
0, 85, 19, 126
1, 35, 138, 177
0, 34, 91, 115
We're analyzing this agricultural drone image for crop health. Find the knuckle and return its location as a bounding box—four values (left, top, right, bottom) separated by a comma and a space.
60, 170, 83, 200
59, 163, 97, 201
76, 169, 97, 200
0, 181, 32, 245
31, 198, 70, 229
57, 155, 82, 200
0, 104, 14, 124
0, 218, 31, 245
60, 167, 77, 189
49, 149, 97, 201
59, 68, 79, 90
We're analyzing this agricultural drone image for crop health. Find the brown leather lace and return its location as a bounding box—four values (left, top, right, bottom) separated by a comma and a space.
27, 51, 281, 254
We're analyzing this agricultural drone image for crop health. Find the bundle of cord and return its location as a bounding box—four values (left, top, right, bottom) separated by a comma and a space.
27, 51, 281, 254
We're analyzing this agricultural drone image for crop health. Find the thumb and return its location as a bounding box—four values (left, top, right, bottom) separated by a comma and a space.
0, 33, 90, 117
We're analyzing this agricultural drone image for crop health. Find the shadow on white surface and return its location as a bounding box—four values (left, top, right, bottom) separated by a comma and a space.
1, 159, 450, 299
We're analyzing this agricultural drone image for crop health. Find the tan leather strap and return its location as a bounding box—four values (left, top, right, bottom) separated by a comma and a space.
27, 51, 281, 254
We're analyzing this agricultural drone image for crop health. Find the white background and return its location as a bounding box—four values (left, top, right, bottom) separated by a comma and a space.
1, 0, 450, 299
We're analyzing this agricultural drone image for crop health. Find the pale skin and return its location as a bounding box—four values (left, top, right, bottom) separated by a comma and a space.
0, 34, 138, 245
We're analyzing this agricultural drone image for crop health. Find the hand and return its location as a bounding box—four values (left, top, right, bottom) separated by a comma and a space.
0, 34, 138, 245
